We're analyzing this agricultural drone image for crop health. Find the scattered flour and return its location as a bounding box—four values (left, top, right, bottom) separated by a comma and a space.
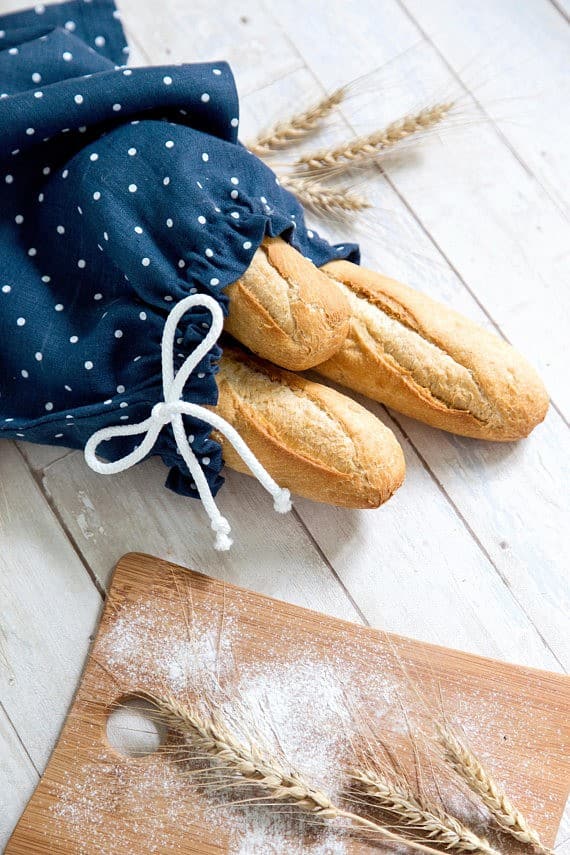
47, 590, 553, 853
51, 594, 369, 852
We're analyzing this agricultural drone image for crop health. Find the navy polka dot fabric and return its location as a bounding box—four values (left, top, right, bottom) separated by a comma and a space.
0, 0, 358, 500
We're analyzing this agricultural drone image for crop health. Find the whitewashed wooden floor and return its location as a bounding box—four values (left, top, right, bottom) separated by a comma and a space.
1, 0, 569, 849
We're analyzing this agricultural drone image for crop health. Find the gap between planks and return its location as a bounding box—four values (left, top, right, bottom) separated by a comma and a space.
290, 506, 370, 625
1, 0, 567, 845
245, 50, 566, 670
0, 702, 40, 777
2, 1, 563, 670
15, 57, 564, 672
13, 443, 107, 600
377, 166, 568, 430
39, 448, 364, 617
548, 0, 570, 22
261, 2, 567, 425
395, 0, 569, 218
381, 408, 565, 669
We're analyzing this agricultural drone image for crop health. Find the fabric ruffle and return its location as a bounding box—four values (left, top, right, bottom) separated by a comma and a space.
0, 0, 358, 499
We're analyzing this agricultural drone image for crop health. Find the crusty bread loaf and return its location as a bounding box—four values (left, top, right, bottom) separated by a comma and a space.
224, 237, 350, 371
212, 346, 405, 508
316, 261, 548, 441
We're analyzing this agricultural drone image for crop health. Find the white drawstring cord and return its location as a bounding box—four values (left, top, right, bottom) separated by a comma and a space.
84, 293, 292, 550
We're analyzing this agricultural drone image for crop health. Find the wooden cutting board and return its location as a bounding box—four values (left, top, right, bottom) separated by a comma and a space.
7, 552, 570, 854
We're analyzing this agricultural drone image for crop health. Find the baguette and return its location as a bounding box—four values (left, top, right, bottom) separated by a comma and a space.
224, 237, 350, 370
316, 261, 548, 441
212, 346, 405, 508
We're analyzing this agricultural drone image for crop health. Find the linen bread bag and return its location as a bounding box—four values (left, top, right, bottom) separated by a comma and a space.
0, 0, 406, 552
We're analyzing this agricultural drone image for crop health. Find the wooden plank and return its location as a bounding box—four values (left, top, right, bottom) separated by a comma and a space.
268, 0, 570, 419
400, 0, 570, 213
41, 398, 564, 669
8, 554, 570, 854
379, 75, 570, 419
312, 215, 568, 665
16, 442, 72, 473
42, 450, 364, 621
295, 401, 563, 671
2, 0, 567, 843
266, 0, 421, 91
391, 406, 570, 668
117, 0, 304, 96
239, 64, 569, 669
0, 443, 102, 770
0, 708, 38, 851
251, 28, 568, 667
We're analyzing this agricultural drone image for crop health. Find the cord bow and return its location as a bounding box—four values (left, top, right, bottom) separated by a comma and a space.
84, 293, 291, 550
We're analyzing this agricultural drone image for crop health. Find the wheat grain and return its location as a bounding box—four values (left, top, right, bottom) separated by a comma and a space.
149, 693, 337, 815
146, 693, 457, 855
281, 176, 370, 214
351, 766, 500, 855
439, 728, 551, 855
297, 102, 454, 172
248, 88, 345, 156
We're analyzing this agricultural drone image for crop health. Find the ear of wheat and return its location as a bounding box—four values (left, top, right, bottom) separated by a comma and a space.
248, 87, 345, 156
149, 693, 336, 815
296, 102, 454, 173
146, 693, 461, 855
438, 728, 552, 855
280, 176, 370, 214
351, 766, 500, 855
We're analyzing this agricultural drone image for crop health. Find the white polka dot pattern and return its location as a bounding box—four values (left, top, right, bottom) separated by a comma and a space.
0, 1, 355, 502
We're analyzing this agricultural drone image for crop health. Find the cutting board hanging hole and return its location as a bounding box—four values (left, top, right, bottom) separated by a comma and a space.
105, 696, 167, 758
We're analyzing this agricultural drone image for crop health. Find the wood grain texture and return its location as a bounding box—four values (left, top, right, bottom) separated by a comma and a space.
41, 450, 364, 622
268, 0, 570, 419
7, 553, 570, 855
244, 65, 569, 669
16, 441, 72, 472
118, 0, 304, 96
0, 708, 39, 852
400, 0, 570, 214
0, 444, 102, 769
40, 426, 561, 671
294, 403, 563, 670
1, 0, 568, 847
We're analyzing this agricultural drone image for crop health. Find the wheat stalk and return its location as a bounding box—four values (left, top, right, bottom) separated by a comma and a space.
149, 693, 337, 815
438, 728, 552, 855
351, 766, 500, 855
281, 176, 370, 214
296, 102, 454, 172
248, 88, 345, 156
147, 693, 459, 855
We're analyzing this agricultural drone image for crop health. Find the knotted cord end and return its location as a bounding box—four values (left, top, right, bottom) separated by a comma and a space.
212, 517, 233, 551
273, 488, 292, 514
214, 530, 233, 551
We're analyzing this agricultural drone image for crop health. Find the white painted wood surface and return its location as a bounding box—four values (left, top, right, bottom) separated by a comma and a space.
1, 0, 568, 849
